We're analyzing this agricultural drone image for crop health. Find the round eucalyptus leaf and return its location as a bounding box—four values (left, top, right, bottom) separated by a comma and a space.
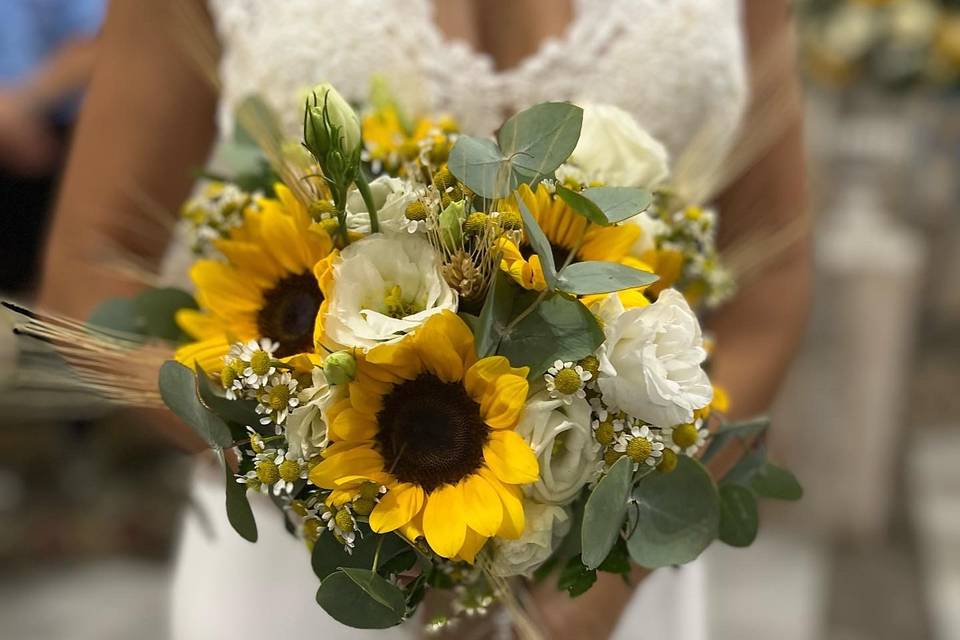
718, 483, 758, 547
316, 569, 405, 629
581, 456, 633, 569
627, 457, 719, 568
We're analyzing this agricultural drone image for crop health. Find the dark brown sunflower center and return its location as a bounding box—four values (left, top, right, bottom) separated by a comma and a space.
375, 373, 489, 492
520, 240, 577, 268
256, 272, 323, 358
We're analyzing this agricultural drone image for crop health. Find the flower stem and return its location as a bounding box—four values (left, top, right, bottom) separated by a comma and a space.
355, 171, 380, 233
371, 535, 385, 574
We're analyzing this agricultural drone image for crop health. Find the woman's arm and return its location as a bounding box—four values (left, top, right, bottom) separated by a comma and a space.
37, 0, 219, 318
529, 2, 811, 638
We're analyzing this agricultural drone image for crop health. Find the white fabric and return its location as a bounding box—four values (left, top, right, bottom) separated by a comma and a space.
171, 1, 748, 637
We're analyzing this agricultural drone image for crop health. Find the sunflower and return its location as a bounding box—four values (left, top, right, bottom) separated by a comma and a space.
497, 183, 640, 291
175, 184, 335, 372
308, 311, 539, 562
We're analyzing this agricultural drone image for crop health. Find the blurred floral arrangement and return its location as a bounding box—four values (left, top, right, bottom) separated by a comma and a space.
4, 81, 800, 634
800, 0, 960, 91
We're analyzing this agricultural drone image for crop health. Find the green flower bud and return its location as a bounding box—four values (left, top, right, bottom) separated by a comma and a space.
438, 199, 466, 251
303, 83, 362, 163
323, 351, 357, 385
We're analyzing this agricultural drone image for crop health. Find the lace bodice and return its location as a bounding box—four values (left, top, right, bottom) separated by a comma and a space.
209, 0, 747, 177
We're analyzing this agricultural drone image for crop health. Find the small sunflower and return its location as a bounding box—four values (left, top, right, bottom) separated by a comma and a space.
496, 183, 640, 291
309, 311, 539, 562
175, 184, 335, 372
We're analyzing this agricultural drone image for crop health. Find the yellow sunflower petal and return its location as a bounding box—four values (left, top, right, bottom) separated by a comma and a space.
348, 377, 387, 417
191, 261, 262, 314
580, 223, 640, 263
413, 311, 475, 383
422, 484, 466, 558
479, 374, 529, 429
370, 483, 426, 533
365, 338, 422, 381
260, 206, 315, 274
479, 468, 525, 539
458, 527, 488, 564
483, 430, 539, 485
174, 337, 231, 373
400, 510, 424, 542
459, 474, 503, 537
175, 309, 221, 341
308, 445, 383, 488
464, 356, 529, 404
330, 407, 378, 441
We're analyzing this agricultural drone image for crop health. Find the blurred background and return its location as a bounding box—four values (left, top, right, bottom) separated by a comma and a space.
0, 1, 957, 638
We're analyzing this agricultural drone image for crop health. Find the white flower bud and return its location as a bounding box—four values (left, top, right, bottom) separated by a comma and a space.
323, 351, 357, 385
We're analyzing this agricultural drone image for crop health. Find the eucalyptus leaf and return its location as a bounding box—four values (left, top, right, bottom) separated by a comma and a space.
158, 361, 234, 449
316, 569, 405, 629
133, 287, 197, 342
475, 272, 515, 357
447, 136, 512, 199
701, 416, 770, 464
579, 186, 653, 224
195, 363, 259, 429
555, 185, 607, 225
627, 457, 720, 568
718, 484, 758, 547
311, 528, 409, 581
87, 298, 141, 336
517, 199, 558, 286
581, 456, 633, 569
558, 261, 659, 295
222, 452, 257, 542
721, 445, 768, 486
750, 462, 803, 501
497, 293, 604, 378
556, 554, 597, 598
498, 102, 582, 185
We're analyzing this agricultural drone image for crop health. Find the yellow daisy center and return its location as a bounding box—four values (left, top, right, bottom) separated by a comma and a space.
594, 420, 616, 446
278, 458, 301, 483
604, 449, 624, 466
553, 368, 582, 395
497, 209, 522, 231
268, 385, 290, 411
352, 497, 375, 516
220, 363, 237, 388
578, 355, 600, 379
672, 423, 699, 449
404, 200, 428, 221
256, 459, 279, 485
256, 272, 323, 358
334, 508, 354, 532
375, 372, 489, 492
626, 436, 653, 463
657, 448, 678, 474
302, 518, 322, 542
249, 351, 272, 376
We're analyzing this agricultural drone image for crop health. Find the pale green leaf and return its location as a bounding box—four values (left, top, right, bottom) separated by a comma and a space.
750, 463, 803, 501
579, 186, 653, 224
158, 361, 234, 449
558, 261, 659, 295
718, 484, 758, 547
498, 102, 583, 185
221, 451, 257, 542
517, 199, 558, 286
316, 569, 405, 628
581, 456, 633, 569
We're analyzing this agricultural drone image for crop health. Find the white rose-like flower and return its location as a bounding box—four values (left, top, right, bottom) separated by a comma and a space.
284, 367, 346, 459
596, 289, 712, 427
515, 391, 599, 505
345, 176, 420, 234
563, 103, 670, 189
323, 233, 458, 349
489, 501, 570, 578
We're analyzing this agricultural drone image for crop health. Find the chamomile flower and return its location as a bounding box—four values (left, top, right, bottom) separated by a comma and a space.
662, 419, 708, 456
272, 449, 308, 495
237, 448, 281, 495
544, 360, 591, 404
243, 426, 266, 456
613, 422, 664, 469
256, 371, 300, 429
321, 504, 358, 553
234, 338, 279, 389
350, 481, 386, 516
452, 584, 494, 617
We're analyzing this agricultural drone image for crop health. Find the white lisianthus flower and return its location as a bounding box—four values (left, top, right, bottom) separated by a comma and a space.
595, 289, 712, 427
562, 103, 670, 188
489, 501, 570, 577
285, 367, 346, 459
345, 176, 421, 234
627, 210, 669, 257
515, 390, 600, 505
323, 233, 458, 349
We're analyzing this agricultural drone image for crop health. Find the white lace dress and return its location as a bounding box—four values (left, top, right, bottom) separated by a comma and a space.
170, 1, 747, 638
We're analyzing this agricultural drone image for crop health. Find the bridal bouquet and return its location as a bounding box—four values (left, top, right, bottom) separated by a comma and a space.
41, 83, 800, 632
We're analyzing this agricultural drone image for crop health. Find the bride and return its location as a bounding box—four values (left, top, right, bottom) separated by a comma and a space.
36, 0, 810, 638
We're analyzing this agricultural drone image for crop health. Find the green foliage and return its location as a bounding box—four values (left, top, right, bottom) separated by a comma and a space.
557, 554, 597, 598
581, 456, 633, 569
474, 272, 514, 357
496, 292, 604, 378
448, 102, 583, 199
750, 462, 803, 501
195, 364, 259, 433
221, 452, 257, 542
88, 298, 141, 336
701, 416, 770, 464
311, 527, 410, 581
557, 261, 659, 296
88, 287, 197, 342
517, 199, 559, 286
717, 484, 758, 547
556, 185, 653, 226
597, 537, 632, 576
158, 361, 234, 449
316, 568, 406, 629
627, 457, 720, 568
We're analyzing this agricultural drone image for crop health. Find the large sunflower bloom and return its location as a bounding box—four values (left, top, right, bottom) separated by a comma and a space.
175, 184, 335, 372
308, 311, 539, 562
497, 183, 640, 291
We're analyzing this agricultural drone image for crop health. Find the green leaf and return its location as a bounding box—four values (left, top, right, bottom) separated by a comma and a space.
558, 261, 659, 295
517, 199, 558, 286
195, 363, 259, 429
718, 484, 758, 547
556, 555, 597, 598
221, 452, 257, 542
316, 569, 405, 629
497, 293, 604, 378
750, 462, 803, 501
133, 287, 197, 342
474, 271, 515, 357
701, 417, 770, 464
581, 456, 633, 569
158, 361, 234, 449
597, 537, 631, 575
311, 528, 410, 581
578, 187, 653, 224
555, 185, 608, 225
448, 102, 582, 199
88, 298, 142, 336
627, 457, 720, 568
721, 445, 768, 486
438, 199, 466, 250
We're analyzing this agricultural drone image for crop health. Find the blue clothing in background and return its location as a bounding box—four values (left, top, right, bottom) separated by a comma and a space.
0, 0, 106, 85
